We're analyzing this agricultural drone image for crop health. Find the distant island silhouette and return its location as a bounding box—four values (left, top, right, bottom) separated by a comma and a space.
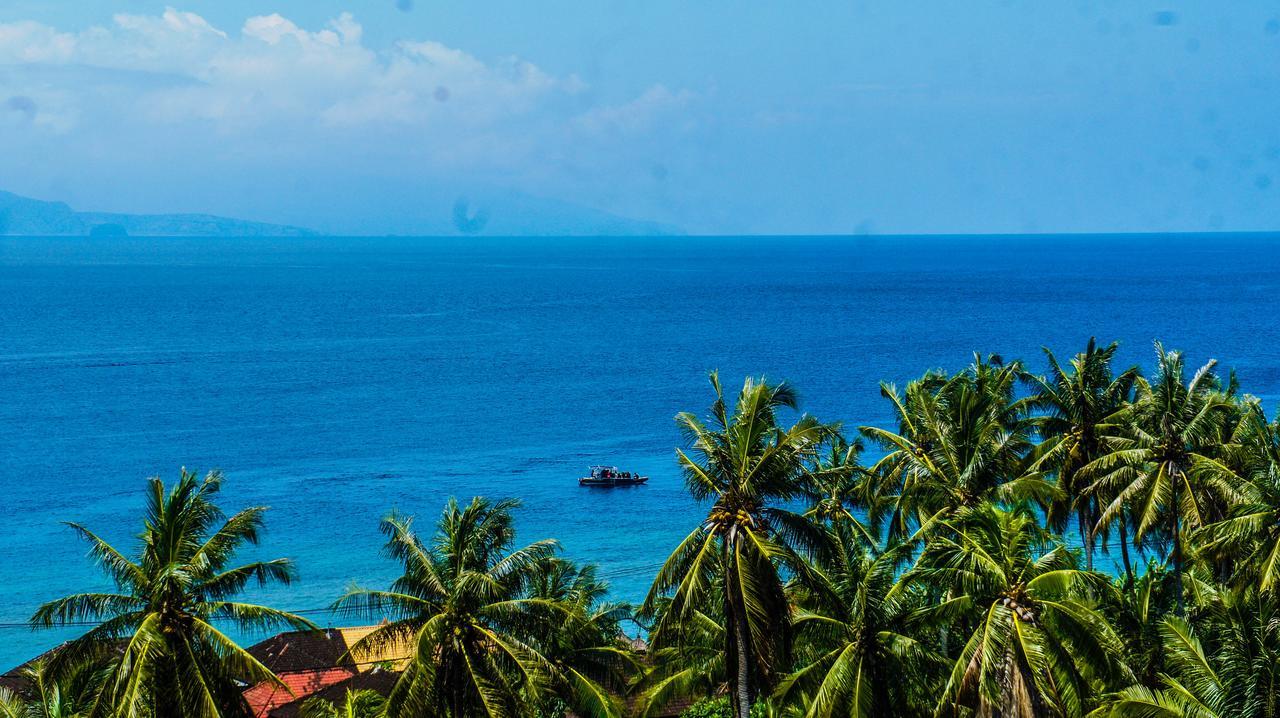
0, 190, 315, 237
0, 189, 685, 237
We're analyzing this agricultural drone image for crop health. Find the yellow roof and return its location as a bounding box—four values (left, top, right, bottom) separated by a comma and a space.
338, 625, 413, 670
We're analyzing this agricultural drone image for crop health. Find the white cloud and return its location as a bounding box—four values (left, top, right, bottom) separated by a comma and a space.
574, 85, 696, 136
113, 8, 227, 41
0, 21, 76, 64
0, 8, 675, 138
0, 7, 699, 232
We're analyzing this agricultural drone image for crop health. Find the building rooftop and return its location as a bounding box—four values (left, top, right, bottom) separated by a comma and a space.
242, 625, 412, 717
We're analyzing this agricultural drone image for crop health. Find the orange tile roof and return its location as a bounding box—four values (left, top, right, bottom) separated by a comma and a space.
244, 667, 356, 718
266, 669, 400, 718
240, 625, 413, 717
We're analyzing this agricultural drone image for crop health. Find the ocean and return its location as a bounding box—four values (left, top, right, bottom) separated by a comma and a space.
1, 234, 1278, 667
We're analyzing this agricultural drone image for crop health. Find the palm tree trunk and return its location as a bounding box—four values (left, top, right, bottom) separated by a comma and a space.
1171, 472, 1185, 616
733, 606, 753, 718
446, 656, 465, 718
1079, 508, 1093, 571
725, 539, 753, 718
1118, 517, 1134, 590
1172, 514, 1185, 616
935, 586, 950, 655
154, 662, 181, 718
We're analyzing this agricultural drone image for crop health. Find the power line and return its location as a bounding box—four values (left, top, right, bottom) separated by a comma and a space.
0, 561, 671, 631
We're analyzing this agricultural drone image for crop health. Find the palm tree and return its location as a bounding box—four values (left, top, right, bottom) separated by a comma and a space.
1022, 338, 1139, 571
1196, 401, 1280, 593
631, 595, 727, 718
526, 558, 638, 718
803, 436, 877, 548
335, 498, 613, 718
1095, 559, 1181, 686
644, 372, 830, 718
31, 469, 311, 718
908, 505, 1129, 718
1084, 344, 1244, 612
862, 356, 1052, 541
528, 557, 611, 608
0, 659, 104, 718
773, 521, 949, 717
1092, 587, 1280, 718
298, 689, 387, 718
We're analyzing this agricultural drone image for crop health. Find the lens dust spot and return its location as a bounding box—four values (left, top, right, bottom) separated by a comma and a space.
5, 95, 36, 121
433, 86, 450, 102
452, 198, 490, 235
1266, 18, 1280, 35
1192, 157, 1210, 172
396, 0, 413, 12
1153, 10, 1178, 26
1255, 174, 1272, 189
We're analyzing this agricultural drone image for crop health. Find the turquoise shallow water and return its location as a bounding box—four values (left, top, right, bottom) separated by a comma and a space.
1, 234, 1279, 666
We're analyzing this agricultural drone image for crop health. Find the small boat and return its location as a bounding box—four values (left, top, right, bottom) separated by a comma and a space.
579, 465, 649, 487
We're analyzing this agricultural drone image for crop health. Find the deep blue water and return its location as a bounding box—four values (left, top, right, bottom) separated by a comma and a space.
2, 234, 1279, 667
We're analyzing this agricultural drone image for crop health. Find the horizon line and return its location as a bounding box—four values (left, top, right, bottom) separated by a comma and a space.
4, 230, 1280, 240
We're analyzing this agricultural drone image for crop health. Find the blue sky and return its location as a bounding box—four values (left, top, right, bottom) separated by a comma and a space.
1, 1, 1278, 235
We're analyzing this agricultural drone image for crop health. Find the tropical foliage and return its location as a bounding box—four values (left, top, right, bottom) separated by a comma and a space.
31, 469, 312, 718
299, 689, 388, 718
643, 373, 830, 718
333, 497, 633, 718
1082, 344, 1244, 609
907, 505, 1128, 717
1021, 339, 1138, 572
861, 355, 1051, 540
773, 518, 944, 717
22, 339, 1280, 718
0, 659, 103, 718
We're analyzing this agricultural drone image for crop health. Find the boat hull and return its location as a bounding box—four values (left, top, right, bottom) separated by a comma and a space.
578, 477, 649, 487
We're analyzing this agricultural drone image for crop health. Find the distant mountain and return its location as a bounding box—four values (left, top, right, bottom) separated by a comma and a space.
444, 192, 684, 237
0, 191, 315, 237
301, 190, 684, 237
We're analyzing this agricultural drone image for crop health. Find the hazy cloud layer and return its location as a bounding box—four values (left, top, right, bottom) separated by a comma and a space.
0, 9, 695, 232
